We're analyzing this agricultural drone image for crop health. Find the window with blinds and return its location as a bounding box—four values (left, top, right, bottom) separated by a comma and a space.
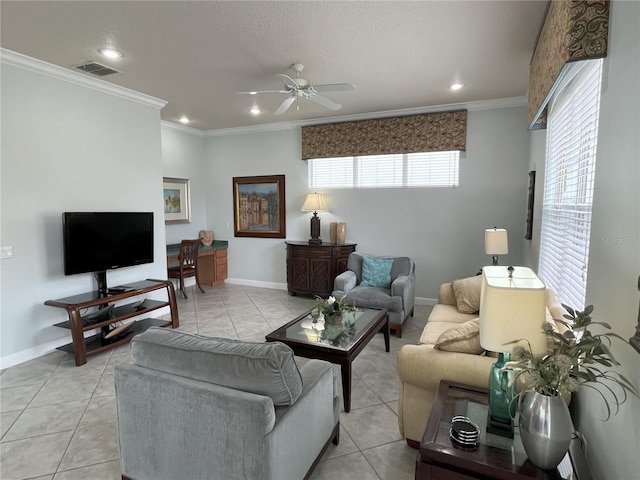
538, 59, 603, 310
308, 151, 459, 189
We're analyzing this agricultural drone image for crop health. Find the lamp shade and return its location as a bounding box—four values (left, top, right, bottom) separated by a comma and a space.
300, 193, 328, 212
485, 228, 509, 255
479, 266, 547, 355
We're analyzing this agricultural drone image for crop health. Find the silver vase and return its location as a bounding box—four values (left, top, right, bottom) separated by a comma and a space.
519, 390, 573, 470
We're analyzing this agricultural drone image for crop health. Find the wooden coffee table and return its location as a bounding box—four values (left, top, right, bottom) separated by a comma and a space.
417, 381, 592, 480
266, 308, 389, 412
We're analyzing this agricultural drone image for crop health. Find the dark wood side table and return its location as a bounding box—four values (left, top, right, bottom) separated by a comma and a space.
417, 381, 592, 480
285, 241, 356, 297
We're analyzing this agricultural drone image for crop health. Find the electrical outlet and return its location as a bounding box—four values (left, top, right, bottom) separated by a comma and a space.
1, 246, 14, 259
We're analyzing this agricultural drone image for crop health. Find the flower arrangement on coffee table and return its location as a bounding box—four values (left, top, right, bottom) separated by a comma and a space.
313, 294, 356, 323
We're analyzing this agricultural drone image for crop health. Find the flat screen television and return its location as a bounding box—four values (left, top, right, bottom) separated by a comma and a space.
63, 212, 154, 295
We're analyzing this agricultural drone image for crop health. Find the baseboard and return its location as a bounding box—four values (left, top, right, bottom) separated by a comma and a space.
224, 278, 288, 291
415, 296, 437, 306
0, 307, 170, 369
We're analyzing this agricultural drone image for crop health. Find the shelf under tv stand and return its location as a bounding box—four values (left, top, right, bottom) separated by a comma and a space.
45, 279, 179, 366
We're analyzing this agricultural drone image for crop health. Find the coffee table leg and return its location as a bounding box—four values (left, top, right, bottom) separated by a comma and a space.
341, 361, 352, 413
384, 315, 390, 352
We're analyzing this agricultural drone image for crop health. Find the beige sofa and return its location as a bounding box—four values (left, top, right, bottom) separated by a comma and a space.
396, 277, 567, 446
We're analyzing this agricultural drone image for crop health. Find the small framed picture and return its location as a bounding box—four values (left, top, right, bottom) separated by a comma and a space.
163, 177, 191, 224
233, 175, 286, 238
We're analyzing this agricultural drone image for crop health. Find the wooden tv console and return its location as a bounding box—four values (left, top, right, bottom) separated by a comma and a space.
45, 279, 179, 366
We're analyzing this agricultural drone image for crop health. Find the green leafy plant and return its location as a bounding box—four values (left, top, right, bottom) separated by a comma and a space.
505, 304, 639, 420
313, 294, 355, 317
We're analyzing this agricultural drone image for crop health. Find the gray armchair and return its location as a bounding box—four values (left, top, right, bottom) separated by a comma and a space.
333, 252, 415, 337
114, 327, 340, 480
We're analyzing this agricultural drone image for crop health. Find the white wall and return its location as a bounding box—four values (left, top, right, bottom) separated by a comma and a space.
522, 3, 640, 477
161, 123, 208, 244
522, 129, 546, 270
203, 106, 532, 299
0, 53, 167, 367
573, 2, 640, 478
204, 128, 305, 289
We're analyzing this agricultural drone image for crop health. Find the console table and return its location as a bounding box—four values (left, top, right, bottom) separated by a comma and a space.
167, 240, 227, 287
417, 381, 592, 480
285, 241, 356, 298
45, 279, 179, 366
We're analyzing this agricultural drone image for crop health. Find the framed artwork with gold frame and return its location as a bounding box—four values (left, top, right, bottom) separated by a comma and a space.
233, 175, 286, 238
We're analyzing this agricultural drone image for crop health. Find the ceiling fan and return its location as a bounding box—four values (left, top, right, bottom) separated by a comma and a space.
238, 63, 355, 115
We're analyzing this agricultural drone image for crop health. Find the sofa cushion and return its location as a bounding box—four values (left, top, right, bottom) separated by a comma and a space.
427, 304, 477, 324
130, 327, 303, 406
361, 256, 394, 288
452, 275, 483, 314
433, 319, 484, 354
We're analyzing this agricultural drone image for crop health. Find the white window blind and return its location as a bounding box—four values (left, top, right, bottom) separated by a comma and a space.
538, 59, 603, 310
308, 151, 459, 189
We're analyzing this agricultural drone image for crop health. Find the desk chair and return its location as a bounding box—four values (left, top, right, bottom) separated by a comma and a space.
167, 239, 205, 299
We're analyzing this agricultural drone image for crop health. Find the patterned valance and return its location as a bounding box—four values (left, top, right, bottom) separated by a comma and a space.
528, 0, 610, 130
301, 110, 467, 160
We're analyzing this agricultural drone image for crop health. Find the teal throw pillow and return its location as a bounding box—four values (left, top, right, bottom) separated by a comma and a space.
361, 256, 394, 288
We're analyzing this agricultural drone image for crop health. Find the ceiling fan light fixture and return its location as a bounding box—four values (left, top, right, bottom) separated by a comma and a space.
98, 48, 123, 59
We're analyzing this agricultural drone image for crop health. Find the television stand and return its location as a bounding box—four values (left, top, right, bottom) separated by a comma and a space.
45, 279, 179, 366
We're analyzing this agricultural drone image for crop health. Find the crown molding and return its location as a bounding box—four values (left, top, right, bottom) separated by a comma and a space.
201, 96, 526, 136
161, 120, 205, 136
1, 48, 167, 110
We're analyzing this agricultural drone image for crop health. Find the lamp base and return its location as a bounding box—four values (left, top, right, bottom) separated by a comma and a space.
487, 352, 515, 438
486, 412, 514, 438
308, 212, 322, 245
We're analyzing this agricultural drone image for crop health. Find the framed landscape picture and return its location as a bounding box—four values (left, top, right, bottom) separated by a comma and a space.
233, 175, 286, 238
163, 177, 191, 224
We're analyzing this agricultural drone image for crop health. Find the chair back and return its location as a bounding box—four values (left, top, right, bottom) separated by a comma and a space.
178, 239, 199, 270
347, 252, 415, 284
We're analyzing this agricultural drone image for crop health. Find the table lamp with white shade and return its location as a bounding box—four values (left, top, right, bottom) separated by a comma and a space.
485, 227, 508, 265
479, 265, 547, 437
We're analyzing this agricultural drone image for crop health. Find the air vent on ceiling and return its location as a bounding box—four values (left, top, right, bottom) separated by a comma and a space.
75, 62, 120, 77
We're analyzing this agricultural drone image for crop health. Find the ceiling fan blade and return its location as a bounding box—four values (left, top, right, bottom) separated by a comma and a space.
308, 94, 342, 111
275, 96, 296, 115
277, 73, 298, 90
237, 90, 288, 95
313, 83, 356, 93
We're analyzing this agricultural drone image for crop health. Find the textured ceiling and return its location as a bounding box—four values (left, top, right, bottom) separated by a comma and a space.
0, 1, 548, 131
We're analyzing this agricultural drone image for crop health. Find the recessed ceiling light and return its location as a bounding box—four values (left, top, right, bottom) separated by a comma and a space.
450, 82, 464, 91
98, 48, 123, 59
179, 116, 190, 124
250, 106, 261, 115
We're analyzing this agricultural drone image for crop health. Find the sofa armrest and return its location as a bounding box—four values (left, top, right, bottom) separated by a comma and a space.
391, 273, 415, 315
397, 344, 495, 392
437, 282, 457, 306
334, 270, 357, 293
267, 359, 339, 480
396, 344, 496, 442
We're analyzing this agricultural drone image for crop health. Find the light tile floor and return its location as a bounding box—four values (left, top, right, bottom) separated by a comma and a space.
0, 284, 431, 480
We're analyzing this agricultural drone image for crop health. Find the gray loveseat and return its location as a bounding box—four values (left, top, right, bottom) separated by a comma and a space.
333, 252, 415, 337
114, 327, 340, 480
